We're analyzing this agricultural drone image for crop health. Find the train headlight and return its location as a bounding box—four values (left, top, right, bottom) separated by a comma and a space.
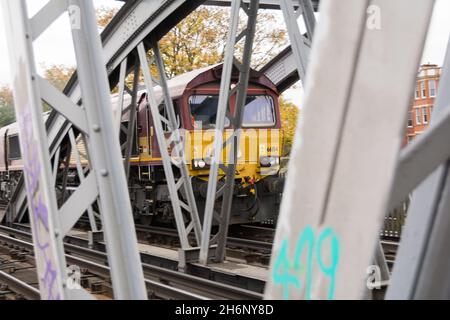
192, 158, 210, 170
260, 156, 280, 168
198, 160, 206, 168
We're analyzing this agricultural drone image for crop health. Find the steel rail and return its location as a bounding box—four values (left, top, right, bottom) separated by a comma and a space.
0, 232, 206, 300
0, 270, 40, 300
135, 224, 273, 253
75, 219, 273, 253
64, 243, 261, 300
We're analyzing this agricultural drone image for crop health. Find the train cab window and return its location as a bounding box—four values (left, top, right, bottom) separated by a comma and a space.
242, 95, 276, 127
8, 135, 21, 160
189, 95, 230, 129
160, 100, 181, 132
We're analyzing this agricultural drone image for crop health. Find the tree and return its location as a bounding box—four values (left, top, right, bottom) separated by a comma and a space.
96, 6, 287, 78
0, 64, 75, 127
279, 97, 299, 153
41, 64, 76, 111
42, 64, 76, 91
159, 7, 288, 76
0, 86, 15, 127
96, 6, 119, 28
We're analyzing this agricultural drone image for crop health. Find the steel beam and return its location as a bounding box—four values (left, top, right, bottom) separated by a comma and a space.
280, 0, 315, 81
388, 69, 450, 211
123, 61, 141, 179
199, 0, 245, 265
68, 129, 98, 232
214, 0, 261, 262
151, 39, 203, 247
205, 0, 320, 10
265, 0, 434, 300
68, 0, 147, 299
3, 0, 147, 300
2, 0, 70, 300
137, 40, 203, 258
200, 0, 317, 265
386, 38, 450, 300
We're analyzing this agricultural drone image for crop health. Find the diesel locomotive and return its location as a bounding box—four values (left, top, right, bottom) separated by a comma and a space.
0, 64, 285, 226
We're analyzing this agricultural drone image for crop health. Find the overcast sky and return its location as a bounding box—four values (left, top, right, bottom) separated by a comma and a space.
0, 0, 449, 106
0, 0, 124, 86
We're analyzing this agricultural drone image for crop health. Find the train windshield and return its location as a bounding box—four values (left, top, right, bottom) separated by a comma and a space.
242, 95, 276, 127
189, 95, 230, 129
189, 94, 275, 128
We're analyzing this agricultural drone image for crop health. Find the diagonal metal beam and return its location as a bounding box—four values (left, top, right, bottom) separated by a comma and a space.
386, 38, 450, 300
199, 0, 244, 265
204, 0, 320, 10
37, 76, 89, 134
214, 0, 261, 263
265, 0, 434, 300
137, 41, 202, 258
388, 75, 450, 211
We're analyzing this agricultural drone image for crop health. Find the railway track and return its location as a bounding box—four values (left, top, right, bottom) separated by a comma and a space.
0, 271, 40, 300
0, 249, 40, 300
137, 224, 273, 253
0, 219, 399, 300
0, 233, 117, 300
0, 225, 262, 300
78, 218, 400, 270
144, 224, 400, 270
74, 218, 274, 265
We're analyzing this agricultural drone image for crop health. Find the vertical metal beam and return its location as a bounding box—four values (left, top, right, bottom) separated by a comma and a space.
299, 0, 316, 38
68, 129, 98, 232
123, 60, 140, 180
265, 0, 434, 300
115, 58, 128, 133
386, 38, 450, 300
68, 0, 147, 299
2, 0, 69, 300
59, 144, 72, 204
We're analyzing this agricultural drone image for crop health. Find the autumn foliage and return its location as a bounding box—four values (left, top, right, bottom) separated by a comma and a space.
279, 97, 300, 152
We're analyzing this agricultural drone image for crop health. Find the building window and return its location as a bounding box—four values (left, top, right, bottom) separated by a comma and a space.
416, 109, 421, 125
421, 81, 427, 98
415, 84, 420, 99
407, 135, 414, 143
429, 80, 436, 97
422, 107, 428, 124
407, 111, 413, 127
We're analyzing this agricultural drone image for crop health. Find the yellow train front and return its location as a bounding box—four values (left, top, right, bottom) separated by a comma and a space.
125, 64, 285, 226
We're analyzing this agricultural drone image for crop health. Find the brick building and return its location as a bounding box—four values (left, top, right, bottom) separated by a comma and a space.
404, 64, 442, 145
